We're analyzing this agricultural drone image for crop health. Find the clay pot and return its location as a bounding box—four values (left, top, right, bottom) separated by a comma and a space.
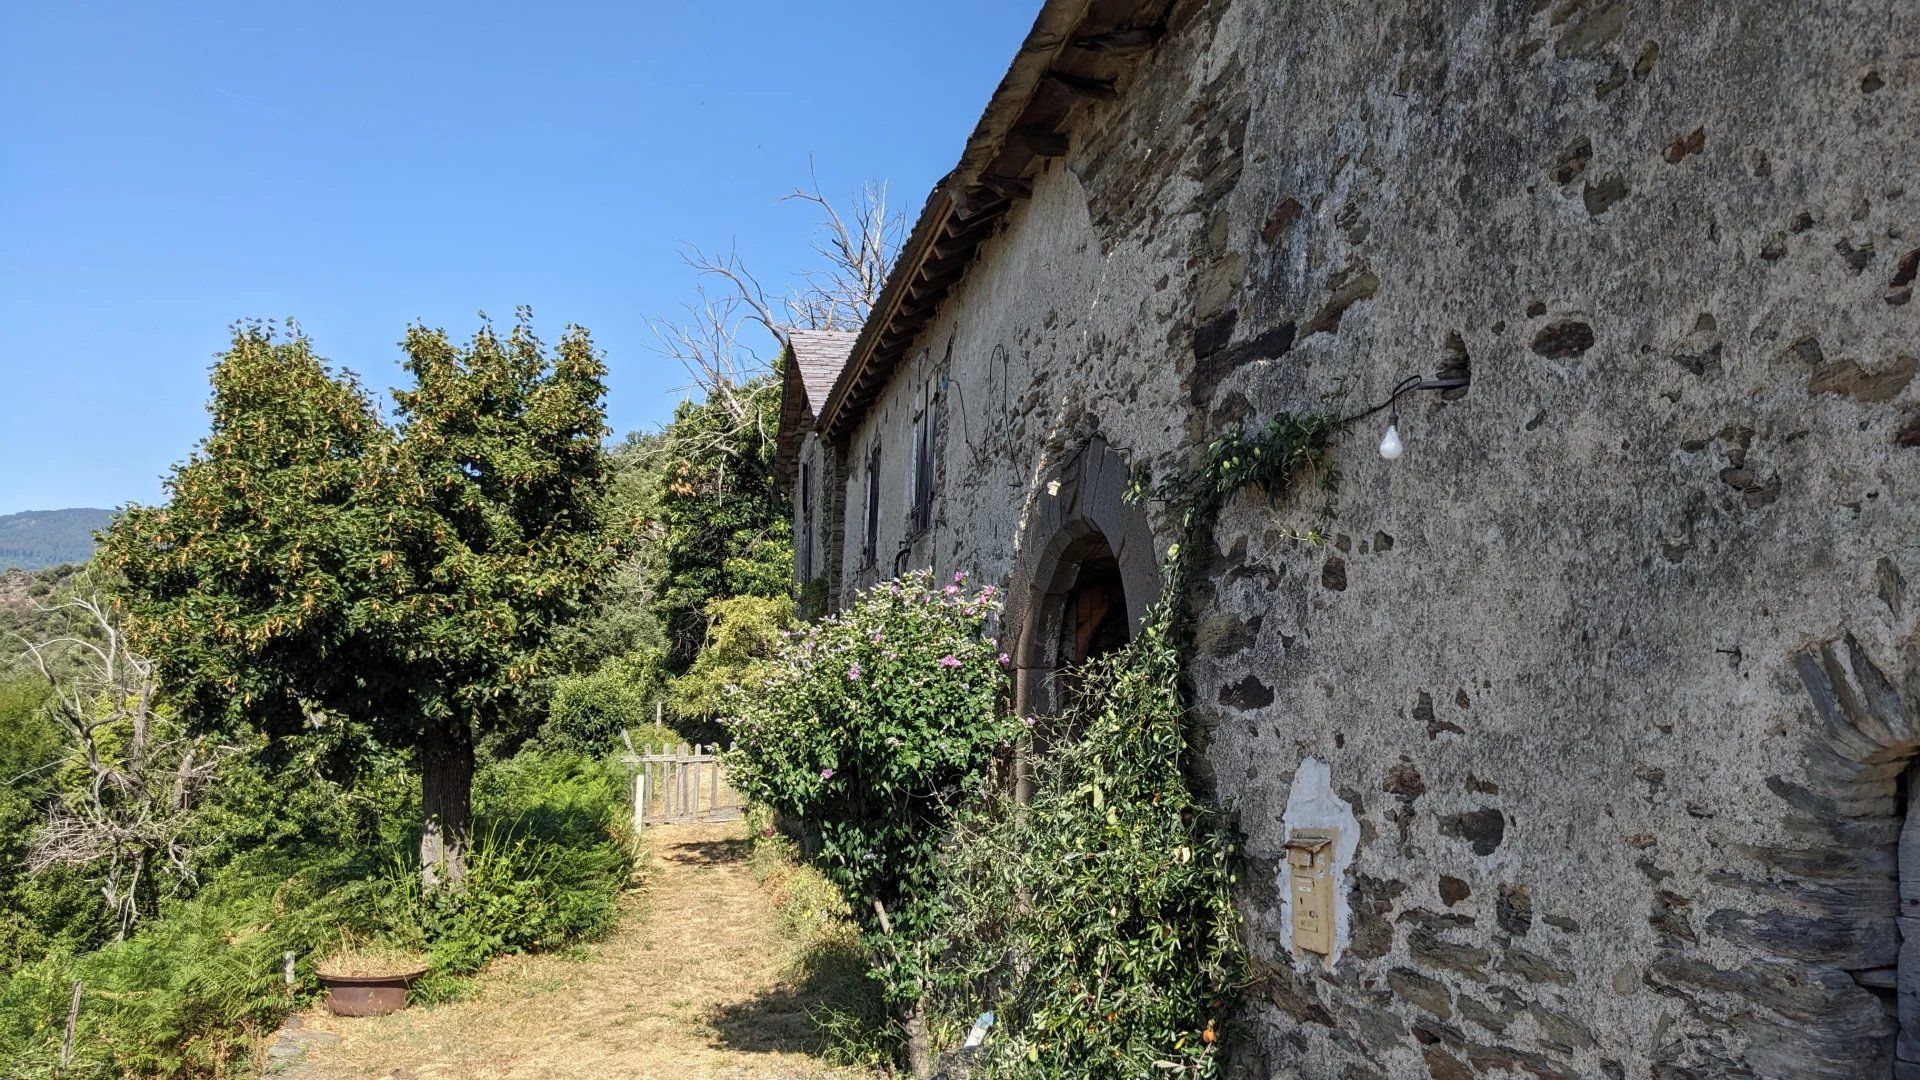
316, 967, 427, 1017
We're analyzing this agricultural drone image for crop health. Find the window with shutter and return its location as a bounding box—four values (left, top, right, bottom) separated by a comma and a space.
799, 459, 814, 580
909, 405, 935, 535
861, 442, 881, 569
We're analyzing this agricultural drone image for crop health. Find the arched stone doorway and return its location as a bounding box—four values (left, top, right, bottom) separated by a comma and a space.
1002, 438, 1161, 796
1022, 526, 1133, 716
1789, 636, 1919, 1075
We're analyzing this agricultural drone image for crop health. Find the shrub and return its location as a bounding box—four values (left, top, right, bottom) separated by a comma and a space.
930, 414, 1332, 1077
0, 836, 396, 1077
384, 751, 634, 985
727, 570, 1017, 1072
542, 652, 668, 753
0, 748, 635, 1078
0, 674, 101, 971
935, 637, 1241, 1077
667, 593, 794, 720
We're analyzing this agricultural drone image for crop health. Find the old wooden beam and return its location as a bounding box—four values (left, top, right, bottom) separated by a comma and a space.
979, 174, 1035, 200
1071, 27, 1163, 55
1046, 70, 1118, 100
906, 275, 958, 305
918, 250, 973, 284
1009, 125, 1070, 158
941, 209, 1003, 245
953, 189, 1013, 221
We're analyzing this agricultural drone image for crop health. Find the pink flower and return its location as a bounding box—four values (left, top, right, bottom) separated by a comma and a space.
939, 655, 962, 669
847, 663, 862, 681
981, 585, 996, 598
998, 652, 1012, 667
820, 768, 835, 780
944, 584, 960, 596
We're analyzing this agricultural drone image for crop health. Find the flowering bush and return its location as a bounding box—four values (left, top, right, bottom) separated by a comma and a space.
726, 570, 1016, 1044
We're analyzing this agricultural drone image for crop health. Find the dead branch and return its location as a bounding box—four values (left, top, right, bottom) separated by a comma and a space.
649, 167, 902, 457
11, 590, 235, 938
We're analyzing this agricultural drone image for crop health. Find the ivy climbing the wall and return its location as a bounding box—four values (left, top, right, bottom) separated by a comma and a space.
935, 414, 1336, 1077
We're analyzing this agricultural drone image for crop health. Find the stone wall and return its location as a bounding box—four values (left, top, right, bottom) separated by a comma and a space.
825, 1, 1918, 1074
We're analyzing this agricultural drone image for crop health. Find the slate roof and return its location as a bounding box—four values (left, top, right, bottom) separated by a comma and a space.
787, 329, 860, 415
774, 328, 861, 487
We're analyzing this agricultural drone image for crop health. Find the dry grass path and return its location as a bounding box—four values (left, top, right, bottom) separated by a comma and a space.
268, 821, 864, 1080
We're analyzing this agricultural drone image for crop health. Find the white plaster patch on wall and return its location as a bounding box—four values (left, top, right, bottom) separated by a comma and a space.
1278, 757, 1362, 969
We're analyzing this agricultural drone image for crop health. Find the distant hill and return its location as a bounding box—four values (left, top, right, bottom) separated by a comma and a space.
0, 508, 116, 571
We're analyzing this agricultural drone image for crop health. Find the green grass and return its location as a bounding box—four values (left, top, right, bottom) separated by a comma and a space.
0, 749, 637, 1079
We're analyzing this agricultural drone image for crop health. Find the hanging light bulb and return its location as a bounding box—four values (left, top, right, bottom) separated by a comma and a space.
1345, 372, 1469, 463
1378, 414, 1404, 460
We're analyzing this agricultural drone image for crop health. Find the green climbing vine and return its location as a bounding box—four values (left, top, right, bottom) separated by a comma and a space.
934, 413, 1337, 1077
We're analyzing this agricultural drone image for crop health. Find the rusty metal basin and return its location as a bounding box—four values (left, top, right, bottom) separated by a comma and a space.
317, 967, 427, 1017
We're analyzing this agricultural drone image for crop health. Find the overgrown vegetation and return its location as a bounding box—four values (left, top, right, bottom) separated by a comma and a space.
649, 377, 792, 669
729, 416, 1337, 1077
668, 593, 795, 721
0, 175, 904, 1077
728, 571, 1017, 1076
0, 316, 642, 1078
934, 415, 1335, 1077
0, 738, 632, 1078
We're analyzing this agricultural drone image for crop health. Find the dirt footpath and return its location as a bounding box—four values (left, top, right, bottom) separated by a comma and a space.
266, 821, 861, 1080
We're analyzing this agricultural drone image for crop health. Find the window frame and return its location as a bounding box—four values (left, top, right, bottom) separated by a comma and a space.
798, 457, 815, 580
908, 401, 935, 537
860, 441, 882, 570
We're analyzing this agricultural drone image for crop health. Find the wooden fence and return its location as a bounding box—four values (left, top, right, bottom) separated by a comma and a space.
624, 743, 744, 830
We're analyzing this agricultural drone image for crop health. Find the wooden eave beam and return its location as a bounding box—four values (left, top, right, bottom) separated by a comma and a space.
1070, 26, 1163, 54
941, 211, 1003, 245
953, 191, 1013, 222
920, 248, 973, 279
1009, 125, 1071, 158
979, 174, 1035, 200
1046, 70, 1118, 99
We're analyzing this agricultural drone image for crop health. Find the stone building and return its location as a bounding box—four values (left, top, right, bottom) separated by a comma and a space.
776, 1, 1919, 1075
776, 328, 860, 601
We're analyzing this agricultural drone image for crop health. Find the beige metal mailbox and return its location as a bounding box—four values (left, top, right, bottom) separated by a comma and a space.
1284, 828, 1339, 956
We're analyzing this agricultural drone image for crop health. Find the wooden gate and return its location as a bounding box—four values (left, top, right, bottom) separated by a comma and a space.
625, 743, 744, 829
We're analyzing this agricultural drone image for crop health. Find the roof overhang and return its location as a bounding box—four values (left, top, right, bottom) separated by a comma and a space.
774, 345, 811, 488
815, 0, 1186, 446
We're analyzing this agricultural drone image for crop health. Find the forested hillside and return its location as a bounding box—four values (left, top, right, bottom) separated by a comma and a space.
0, 509, 115, 571
0, 563, 89, 652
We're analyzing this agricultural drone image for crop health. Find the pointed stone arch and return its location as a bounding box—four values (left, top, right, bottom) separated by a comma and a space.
1002, 436, 1161, 725
1787, 636, 1920, 1075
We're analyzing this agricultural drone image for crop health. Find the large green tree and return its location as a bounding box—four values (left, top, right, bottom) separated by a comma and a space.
101, 316, 616, 887
649, 372, 790, 669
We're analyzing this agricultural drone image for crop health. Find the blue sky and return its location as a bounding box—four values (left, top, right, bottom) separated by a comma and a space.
0, 2, 1037, 514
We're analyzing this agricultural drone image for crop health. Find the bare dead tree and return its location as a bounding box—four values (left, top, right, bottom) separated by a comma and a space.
649, 166, 903, 425
648, 287, 775, 465
780, 172, 898, 331
11, 592, 234, 939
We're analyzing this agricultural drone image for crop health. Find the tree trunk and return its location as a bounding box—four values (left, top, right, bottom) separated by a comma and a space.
903, 997, 934, 1080
420, 717, 475, 891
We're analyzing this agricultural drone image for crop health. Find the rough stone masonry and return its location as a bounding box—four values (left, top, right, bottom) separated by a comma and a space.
787, 0, 1920, 1075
